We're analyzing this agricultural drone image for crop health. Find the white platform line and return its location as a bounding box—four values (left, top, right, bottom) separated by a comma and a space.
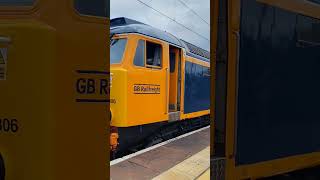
110, 125, 210, 166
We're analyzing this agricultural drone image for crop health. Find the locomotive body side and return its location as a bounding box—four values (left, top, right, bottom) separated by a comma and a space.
181, 55, 210, 120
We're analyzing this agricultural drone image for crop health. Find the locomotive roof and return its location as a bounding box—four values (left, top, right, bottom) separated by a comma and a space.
110, 17, 210, 62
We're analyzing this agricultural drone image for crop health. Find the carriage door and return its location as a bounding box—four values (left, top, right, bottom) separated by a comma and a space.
168, 46, 181, 121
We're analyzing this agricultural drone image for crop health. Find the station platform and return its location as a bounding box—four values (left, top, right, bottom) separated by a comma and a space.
110, 126, 210, 180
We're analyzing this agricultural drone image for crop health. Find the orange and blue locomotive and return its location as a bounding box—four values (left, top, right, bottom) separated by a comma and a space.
110, 17, 210, 157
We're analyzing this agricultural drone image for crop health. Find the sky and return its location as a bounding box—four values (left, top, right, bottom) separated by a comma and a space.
110, 0, 210, 51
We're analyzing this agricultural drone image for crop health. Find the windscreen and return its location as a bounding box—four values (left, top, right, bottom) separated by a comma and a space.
74, 0, 109, 17
110, 38, 127, 64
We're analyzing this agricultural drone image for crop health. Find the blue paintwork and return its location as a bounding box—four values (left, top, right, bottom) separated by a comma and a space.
184, 61, 210, 114
236, 0, 320, 165
186, 52, 210, 63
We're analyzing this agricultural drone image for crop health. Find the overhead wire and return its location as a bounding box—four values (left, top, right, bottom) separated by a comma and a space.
136, 0, 209, 41
176, 0, 210, 26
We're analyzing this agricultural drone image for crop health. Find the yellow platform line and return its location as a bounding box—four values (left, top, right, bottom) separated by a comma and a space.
196, 169, 210, 180
152, 146, 210, 180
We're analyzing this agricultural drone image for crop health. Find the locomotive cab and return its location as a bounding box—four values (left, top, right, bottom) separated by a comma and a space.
110, 34, 184, 126
110, 33, 169, 127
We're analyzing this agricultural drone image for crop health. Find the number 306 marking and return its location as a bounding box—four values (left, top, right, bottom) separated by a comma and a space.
0, 119, 18, 133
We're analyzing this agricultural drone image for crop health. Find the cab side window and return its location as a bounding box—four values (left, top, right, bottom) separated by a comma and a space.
308, 0, 320, 4
146, 42, 162, 68
0, 0, 34, 6
74, 0, 109, 17
134, 40, 145, 67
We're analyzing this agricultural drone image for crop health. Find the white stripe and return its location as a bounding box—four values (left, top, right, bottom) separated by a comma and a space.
110, 125, 210, 166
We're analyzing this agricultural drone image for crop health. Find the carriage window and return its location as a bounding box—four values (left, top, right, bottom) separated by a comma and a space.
74, 0, 109, 17
146, 42, 162, 68
134, 40, 145, 67
0, 0, 34, 6
111, 38, 127, 64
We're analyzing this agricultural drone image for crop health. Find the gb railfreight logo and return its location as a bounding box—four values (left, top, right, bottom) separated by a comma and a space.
133, 84, 160, 94
75, 70, 110, 103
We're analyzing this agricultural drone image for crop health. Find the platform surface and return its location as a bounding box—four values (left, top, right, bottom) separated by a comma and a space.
197, 169, 210, 180
110, 127, 210, 180
153, 147, 210, 180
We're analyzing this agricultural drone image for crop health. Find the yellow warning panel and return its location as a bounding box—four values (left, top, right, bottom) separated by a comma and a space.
153, 146, 210, 180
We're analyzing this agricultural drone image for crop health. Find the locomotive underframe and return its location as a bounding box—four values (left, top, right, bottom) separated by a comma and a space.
112, 115, 210, 159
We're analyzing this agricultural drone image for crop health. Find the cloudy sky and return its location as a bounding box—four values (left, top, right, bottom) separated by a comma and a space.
110, 0, 210, 51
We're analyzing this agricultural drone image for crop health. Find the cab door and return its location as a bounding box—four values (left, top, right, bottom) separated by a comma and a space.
127, 35, 169, 126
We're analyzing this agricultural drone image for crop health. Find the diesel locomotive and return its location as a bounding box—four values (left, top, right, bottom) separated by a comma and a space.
110, 17, 210, 157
